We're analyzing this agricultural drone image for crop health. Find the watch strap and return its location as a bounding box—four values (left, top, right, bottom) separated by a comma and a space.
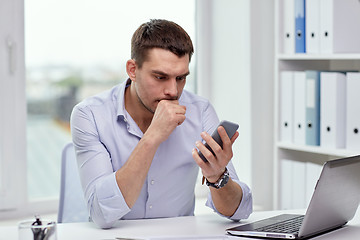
204, 168, 230, 189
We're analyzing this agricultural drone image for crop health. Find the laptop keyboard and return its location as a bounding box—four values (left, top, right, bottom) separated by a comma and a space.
254, 215, 305, 234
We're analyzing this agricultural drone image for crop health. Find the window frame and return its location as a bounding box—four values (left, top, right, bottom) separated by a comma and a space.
0, 0, 28, 218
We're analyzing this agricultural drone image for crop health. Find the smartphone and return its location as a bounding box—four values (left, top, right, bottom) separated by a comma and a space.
198, 120, 239, 162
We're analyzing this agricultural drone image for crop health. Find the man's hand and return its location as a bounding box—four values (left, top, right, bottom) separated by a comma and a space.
192, 127, 242, 217
192, 126, 239, 182
146, 100, 186, 144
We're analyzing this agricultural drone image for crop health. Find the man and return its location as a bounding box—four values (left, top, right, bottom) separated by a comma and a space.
71, 19, 252, 229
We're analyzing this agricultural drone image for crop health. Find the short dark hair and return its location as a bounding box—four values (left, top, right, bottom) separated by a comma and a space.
131, 19, 194, 68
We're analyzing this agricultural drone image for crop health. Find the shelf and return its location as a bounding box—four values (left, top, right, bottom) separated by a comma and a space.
273, 0, 360, 210
277, 54, 360, 60
277, 142, 360, 157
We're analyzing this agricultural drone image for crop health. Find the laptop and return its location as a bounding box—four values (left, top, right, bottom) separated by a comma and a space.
227, 155, 360, 239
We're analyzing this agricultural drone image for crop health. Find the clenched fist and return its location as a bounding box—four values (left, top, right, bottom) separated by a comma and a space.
145, 100, 186, 144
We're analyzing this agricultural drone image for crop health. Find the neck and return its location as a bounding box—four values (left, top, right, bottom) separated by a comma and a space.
124, 83, 153, 133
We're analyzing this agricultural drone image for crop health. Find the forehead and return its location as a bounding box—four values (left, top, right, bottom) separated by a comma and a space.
141, 48, 189, 75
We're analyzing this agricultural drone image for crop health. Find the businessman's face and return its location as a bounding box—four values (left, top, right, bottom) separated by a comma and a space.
132, 48, 190, 113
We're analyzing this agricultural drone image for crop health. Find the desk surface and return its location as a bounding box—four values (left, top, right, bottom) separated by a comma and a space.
1, 209, 360, 240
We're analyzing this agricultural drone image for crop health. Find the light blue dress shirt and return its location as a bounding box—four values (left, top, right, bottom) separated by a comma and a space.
70, 79, 253, 228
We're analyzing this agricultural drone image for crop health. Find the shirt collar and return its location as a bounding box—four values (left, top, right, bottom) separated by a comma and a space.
116, 78, 131, 119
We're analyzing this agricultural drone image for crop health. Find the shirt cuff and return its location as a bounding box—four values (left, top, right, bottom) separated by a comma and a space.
93, 172, 131, 226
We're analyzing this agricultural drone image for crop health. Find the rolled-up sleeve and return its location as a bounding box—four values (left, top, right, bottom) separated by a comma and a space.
71, 103, 130, 229
91, 173, 130, 228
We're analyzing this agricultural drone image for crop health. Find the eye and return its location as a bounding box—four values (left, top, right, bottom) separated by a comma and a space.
155, 75, 166, 80
176, 76, 186, 81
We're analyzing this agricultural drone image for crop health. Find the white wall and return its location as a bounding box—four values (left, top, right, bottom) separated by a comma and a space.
196, 0, 275, 210
197, 0, 252, 189
250, 0, 275, 210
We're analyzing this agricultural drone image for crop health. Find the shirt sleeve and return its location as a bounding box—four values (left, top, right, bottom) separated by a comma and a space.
201, 101, 253, 220
70, 104, 130, 229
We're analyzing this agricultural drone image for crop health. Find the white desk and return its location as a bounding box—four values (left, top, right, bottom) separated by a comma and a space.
1, 209, 360, 240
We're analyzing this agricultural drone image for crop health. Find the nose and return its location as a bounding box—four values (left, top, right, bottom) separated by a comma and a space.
164, 79, 178, 98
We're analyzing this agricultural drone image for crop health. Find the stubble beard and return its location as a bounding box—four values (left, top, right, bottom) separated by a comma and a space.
135, 89, 155, 114
135, 88, 180, 115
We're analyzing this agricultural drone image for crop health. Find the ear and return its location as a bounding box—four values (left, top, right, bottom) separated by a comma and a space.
126, 59, 137, 81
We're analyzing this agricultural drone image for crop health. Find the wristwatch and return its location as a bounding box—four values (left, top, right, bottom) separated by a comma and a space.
205, 168, 230, 189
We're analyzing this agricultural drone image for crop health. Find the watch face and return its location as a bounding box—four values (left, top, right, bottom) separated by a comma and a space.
218, 174, 229, 188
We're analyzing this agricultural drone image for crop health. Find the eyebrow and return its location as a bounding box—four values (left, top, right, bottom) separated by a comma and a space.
152, 70, 190, 78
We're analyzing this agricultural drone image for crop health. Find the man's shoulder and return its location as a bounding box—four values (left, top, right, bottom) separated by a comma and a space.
180, 90, 210, 106
75, 84, 121, 110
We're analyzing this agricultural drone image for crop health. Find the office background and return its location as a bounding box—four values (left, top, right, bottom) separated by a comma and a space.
0, 0, 274, 221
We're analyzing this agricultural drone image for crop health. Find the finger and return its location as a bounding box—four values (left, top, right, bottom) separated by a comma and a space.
177, 114, 186, 125
192, 148, 208, 169
217, 126, 234, 152
195, 140, 217, 164
176, 105, 186, 114
160, 99, 179, 105
193, 147, 226, 182
218, 126, 231, 145
230, 131, 239, 144
200, 131, 223, 160
158, 102, 185, 124
162, 100, 186, 114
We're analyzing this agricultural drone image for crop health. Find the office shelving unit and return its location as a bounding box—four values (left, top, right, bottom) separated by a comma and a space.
273, 0, 360, 210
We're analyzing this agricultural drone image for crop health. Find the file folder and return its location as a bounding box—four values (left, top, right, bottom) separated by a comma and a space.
281, 0, 295, 54
305, 71, 320, 146
305, 0, 320, 54
295, 0, 306, 53
280, 71, 294, 143
346, 73, 360, 151
320, 72, 346, 149
293, 71, 306, 145
320, 0, 360, 53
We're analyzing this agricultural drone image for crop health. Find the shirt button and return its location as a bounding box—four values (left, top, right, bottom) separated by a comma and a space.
151, 180, 155, 185
149, 205, 153, 209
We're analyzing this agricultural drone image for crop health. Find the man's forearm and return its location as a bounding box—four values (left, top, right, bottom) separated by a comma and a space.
209, 178, 243, 217
115, 134, 161, 208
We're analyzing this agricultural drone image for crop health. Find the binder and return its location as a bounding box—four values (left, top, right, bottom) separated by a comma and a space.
293, 71, 306, 145
280, 159, 293, 210
320, 72, 346, 149
281, 0, 295, 54
305, 0, 320, 54
346, 73, 360, 151
320, 0, 360, 53
305, 71, 320, 146
292, 160, 306, 209
280, 71, 294, 143
295, 0, 306, 53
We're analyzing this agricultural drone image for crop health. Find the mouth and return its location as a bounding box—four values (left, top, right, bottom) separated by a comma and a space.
157, 96, 179, 102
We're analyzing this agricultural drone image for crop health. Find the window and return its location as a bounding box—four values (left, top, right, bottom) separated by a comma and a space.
25, 0, 196, 204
